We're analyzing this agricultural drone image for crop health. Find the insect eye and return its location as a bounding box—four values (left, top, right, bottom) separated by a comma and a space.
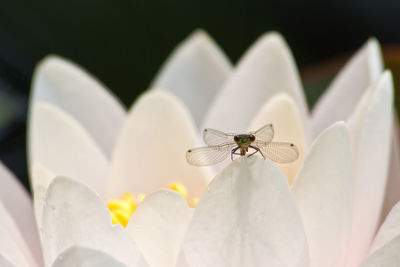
250, 135, 255, 141
234, 136, 239, 142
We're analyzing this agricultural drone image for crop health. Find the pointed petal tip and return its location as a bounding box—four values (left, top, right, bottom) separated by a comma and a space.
231, 156, 282, 175
189, 28, 211, 42
129, 90, 193, 123
328, 120, 347, 131
248, 31, 289, 54
140, 188, 189, 207
366, 37, 383, 76
257, 31, 286, 44
34, 55, 76, 75
365, 37, 382, 58
317, 120, 350, 142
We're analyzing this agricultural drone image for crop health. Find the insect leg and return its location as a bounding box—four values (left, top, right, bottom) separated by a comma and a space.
231, 146, 239, 161
249, 145, 265, 159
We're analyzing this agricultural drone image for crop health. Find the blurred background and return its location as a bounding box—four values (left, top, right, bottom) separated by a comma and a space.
1, 0, 400, 191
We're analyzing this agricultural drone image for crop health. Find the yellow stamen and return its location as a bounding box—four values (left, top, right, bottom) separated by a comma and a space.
107, 192, 136, 227
107, 183, 198, 227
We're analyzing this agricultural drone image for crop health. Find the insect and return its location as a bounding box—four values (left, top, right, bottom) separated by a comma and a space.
186, 123, 299, 166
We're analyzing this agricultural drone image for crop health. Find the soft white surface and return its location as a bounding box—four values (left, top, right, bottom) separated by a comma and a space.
41, 177, 147, 267
381, 116, 400, 221
29, 102, 109, 198
360, 235, 400, 267
176, 157, 309, 267
126, 190, 192, 267
0, 255, 15, 267
51, 246, 132, 267
31, 55, 126, 158
108, 90, 212, 199
151, 30, 232, 127
0, 162, 43, 265
249, 93, 307, 184
346, 71, 393, 267
30, 163, 55, 228
370, 201, 400, 254
202, 32, 309, 140
0, 202, 37, 267
292, 122, 353, 267
311, 38, 383, 138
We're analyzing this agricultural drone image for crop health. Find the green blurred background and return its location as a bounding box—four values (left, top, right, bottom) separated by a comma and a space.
1, 0, 400, 190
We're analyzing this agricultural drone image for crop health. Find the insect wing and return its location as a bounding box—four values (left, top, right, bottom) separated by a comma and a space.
256, 141, 299, 163
186, 143, 235, 166
251, 123, 274, 143
202, 128, 237, 146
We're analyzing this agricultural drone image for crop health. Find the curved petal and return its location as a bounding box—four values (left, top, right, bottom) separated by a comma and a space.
360, 235, 400, 267
41, 176, 147, 267
381, 115, 400, 221
0, 162, 43, 265
0, 202, 38, 267
151, 29, 232, 126
370, 201, 400, 254
311, 38, 383, 138
51, 246, 140, 267
202, 32, 309, 140
31, 55, 126, 158
176, 157, 309, 267
29, 102, 109, 198
346, 71, 393, 267
108, 90, 212, 199
249, 93, 307, 185
292, 122, 353, 267
126, 190, 192, 267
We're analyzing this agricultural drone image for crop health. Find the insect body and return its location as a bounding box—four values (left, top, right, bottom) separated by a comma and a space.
186, 123, 299, 166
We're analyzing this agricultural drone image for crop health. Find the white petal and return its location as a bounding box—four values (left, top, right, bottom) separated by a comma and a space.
52, 246, 141, 267
380, 115, 400, 221
249, 93, 307, 184
32, 55, 126, 158
30, 163, 55, 229
311, 38, 383, 138
126, 190, 192, 267
369, 201, 400, 254
176, 157, 309, 267
108, 90, 212, 199
346, 71, 393, 267
29, 102, 109, 198
202, 32, 309, 140
292, 122, 353, 267
0, 255, 15, 267
360, 235, 400, 267
0, 162, 43, 265
41, 177, 147, 267
0, 202, 38, 267
151, 29, 232, 126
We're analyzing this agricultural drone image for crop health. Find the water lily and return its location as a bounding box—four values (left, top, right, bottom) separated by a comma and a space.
0, 29, 399, 267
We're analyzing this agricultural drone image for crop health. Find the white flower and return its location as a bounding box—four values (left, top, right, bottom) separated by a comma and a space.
0, 30, 399, 267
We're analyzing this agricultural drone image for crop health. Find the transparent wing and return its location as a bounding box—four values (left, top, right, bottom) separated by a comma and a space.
256, 141, 299, 163
186, 143, 235, 166
202, 128, 237, 146
251, 123, 274, 143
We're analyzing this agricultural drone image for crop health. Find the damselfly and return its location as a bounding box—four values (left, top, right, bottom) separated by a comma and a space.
186, 123, 299, 166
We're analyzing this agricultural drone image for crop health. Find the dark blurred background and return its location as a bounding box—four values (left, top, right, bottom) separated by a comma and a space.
1, 0, 400, 192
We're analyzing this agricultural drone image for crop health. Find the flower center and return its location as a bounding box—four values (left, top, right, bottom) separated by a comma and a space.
107, 182, 198, 227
